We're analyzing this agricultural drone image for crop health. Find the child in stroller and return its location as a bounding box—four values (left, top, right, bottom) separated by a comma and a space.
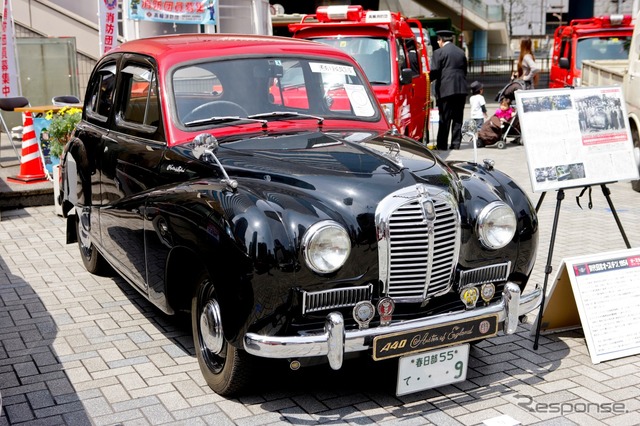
476, 79, 525, 149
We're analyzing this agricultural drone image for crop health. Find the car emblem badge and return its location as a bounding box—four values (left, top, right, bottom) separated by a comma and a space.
417, 185, 436, 222
377, 297, 395, 326
422, 199, 436, 221
353, 301, 375, 329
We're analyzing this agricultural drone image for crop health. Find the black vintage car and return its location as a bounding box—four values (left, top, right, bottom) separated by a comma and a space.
61, 34, 541, 396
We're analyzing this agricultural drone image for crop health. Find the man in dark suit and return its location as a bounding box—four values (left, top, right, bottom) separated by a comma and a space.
430, 30, 468, 150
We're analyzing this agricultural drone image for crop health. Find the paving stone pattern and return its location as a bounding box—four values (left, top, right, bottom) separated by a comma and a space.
2, 129, 640, 425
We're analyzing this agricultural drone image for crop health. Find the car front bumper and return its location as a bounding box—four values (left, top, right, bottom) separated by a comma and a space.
244, 282, 542, 369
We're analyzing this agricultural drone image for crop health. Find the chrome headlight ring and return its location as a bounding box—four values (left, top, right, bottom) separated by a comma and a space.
301, 220, 351, 274
476, 201, 517, 250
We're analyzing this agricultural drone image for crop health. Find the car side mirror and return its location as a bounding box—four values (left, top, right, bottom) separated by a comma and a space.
193, 133, 219, 155
400, 68, 414, 85
192, 133, 237, 191
559, 57, 570, 70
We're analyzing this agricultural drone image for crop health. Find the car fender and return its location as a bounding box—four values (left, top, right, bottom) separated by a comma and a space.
447, 160, 539, 283
144, 180, 302, 344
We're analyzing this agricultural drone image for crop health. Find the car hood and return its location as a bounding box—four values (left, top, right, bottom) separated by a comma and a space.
178, 130, 442, 178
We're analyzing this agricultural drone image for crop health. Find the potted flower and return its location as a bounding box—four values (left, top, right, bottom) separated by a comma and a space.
44, 106, 82, 216
45, 107, 82, 159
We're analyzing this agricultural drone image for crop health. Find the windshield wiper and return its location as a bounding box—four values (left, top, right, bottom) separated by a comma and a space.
247, 111, 324, 126
184, 116, 267, 128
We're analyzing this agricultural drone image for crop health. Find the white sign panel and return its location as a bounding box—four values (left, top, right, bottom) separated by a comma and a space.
564, 249, 640, 364
515, 86, 639, 193
129, 0, 217, 25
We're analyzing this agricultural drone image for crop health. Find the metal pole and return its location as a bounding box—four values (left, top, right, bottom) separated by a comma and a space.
533, 189, 564, 350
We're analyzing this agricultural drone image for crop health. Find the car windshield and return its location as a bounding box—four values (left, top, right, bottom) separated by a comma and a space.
309, 37, 392, 85
173, 57, 380, 127
575, 36, 631, 69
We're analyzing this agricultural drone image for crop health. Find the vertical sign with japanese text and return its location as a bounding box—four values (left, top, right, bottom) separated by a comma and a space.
1, 0, 21, 97
99, 0, 119, 54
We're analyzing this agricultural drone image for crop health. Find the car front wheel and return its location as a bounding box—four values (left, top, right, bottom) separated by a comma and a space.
192, 272, 253, 396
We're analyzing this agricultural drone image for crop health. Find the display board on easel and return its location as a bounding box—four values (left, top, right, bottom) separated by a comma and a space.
514, 86, 639, 193
533, 248, 640, 364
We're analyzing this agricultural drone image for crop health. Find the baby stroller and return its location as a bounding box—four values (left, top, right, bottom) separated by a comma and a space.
477, 79, 525, 149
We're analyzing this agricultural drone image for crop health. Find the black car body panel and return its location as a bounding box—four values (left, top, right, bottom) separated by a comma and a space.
60, 34, 541, 395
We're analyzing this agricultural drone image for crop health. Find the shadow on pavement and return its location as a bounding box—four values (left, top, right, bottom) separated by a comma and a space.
0, 254, 92, 425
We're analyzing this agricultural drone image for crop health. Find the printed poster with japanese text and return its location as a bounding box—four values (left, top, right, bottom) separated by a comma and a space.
515, 86, 639, 192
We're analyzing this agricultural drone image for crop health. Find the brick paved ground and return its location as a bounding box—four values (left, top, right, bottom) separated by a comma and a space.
2, 136, 640, 425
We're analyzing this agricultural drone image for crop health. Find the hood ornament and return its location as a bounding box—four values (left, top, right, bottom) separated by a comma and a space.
193, 133, 238, 191
382, 140, 403, 167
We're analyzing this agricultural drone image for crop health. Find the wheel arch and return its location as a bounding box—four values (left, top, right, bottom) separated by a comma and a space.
165, 245, 209, 316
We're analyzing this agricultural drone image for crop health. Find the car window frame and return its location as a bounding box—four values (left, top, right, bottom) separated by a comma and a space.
85, 59, 118, 127
113, 54, 165, 144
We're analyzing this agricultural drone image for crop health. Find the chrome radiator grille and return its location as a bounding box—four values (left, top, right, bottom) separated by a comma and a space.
376, 185, 460, 303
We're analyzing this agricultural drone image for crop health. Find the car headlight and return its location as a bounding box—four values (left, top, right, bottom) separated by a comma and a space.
381, 103, 394, 124
301, 221, 351, 274
477, 201, 517, 249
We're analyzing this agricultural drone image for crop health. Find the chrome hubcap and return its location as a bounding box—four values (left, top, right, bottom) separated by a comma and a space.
200, 299, 223, 354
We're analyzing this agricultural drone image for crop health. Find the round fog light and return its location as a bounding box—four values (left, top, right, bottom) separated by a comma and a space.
460, 286, 479, 309
481, 283, 496, 303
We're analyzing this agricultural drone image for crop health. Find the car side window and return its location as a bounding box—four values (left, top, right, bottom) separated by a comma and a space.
86, 62, 117, 125
396, 38, 407, 76
121, 64, 160, 126
115, 63, 163, 140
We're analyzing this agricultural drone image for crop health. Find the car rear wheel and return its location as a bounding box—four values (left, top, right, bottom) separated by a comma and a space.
192, 271, 253, 396
76, 209, 109, 275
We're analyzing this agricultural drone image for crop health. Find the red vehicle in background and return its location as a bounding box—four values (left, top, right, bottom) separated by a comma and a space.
549, 14, 633, 88
289, 5, 430, 143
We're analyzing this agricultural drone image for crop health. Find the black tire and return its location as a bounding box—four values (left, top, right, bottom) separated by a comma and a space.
192, 271, 253, 396
76, 211, 110, 275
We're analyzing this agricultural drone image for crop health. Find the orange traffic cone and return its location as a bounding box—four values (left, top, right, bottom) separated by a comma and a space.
7, 112, 48, 184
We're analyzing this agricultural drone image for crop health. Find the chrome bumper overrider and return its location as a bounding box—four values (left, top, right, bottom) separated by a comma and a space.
244, 283, 542, 370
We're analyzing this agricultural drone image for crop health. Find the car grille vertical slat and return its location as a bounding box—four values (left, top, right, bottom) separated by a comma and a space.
302, 285, 373, 314
377, 185, 460, 303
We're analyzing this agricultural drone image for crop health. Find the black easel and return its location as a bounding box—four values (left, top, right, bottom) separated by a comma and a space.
532, 183, 631, 350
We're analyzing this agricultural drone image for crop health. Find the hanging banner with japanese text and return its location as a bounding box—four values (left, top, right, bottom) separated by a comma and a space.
1, 0, 21, 97
128, 0, 217, 25
99, 0, 119, 54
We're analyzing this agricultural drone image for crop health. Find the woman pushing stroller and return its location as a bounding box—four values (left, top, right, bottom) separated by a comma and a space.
475, 38, 538, 148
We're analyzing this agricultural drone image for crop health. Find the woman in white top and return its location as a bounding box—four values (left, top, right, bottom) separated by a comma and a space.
517, 38, 539, 89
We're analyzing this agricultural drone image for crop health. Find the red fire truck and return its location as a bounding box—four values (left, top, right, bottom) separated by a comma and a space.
289, 5, 430, 143
549, 14, 633, 88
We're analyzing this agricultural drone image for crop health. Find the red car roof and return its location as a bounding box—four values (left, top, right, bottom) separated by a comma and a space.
109, 33, 357, 69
